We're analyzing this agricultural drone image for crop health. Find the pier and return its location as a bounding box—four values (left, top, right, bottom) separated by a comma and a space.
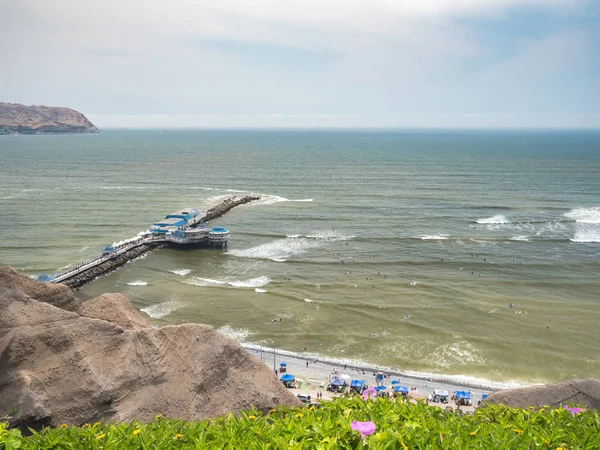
43, 195, 260, 289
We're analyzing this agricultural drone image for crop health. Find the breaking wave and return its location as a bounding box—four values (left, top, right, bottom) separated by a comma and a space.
566, 206, 600, 243
476, 215, 509, 224
218, 325, 253, 343
170, 269, 192, 276
420, 235, 448, 240
184, 276, 271, 288
141, 300, 184, 319
127, 280, 148, 286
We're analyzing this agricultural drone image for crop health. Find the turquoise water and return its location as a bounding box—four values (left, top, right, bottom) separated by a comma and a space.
1, 129, 599, 389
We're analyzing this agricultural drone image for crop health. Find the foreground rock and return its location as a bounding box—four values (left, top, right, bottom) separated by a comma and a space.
485, 379, 600, 411
0, 268, 300, 432
0, 266, 81, 311
0, 102, 98, 134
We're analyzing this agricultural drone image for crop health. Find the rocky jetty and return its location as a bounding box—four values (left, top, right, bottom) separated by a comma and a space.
0, 266, 301, 433
200, 195, 261, 223
0, 102, 99, 134
484, 379, 600, 411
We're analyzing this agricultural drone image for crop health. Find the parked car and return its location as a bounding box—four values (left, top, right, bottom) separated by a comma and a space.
297, 394, 312, 403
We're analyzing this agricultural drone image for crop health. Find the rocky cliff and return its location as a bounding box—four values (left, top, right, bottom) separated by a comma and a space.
0, 266, 300, 432
0, 103, 99, 134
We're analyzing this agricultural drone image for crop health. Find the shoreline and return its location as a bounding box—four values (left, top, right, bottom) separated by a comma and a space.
242, 344, 506, 404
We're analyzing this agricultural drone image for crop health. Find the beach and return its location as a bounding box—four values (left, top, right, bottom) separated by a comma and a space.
244, 345, 487, 410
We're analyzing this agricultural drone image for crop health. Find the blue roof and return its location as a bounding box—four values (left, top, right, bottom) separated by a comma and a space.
103, 245, 116, 253
391, 380, 399, 384
37, 272, 55, 282
280, 374, 295, 382
456, 391, 471, 399
350, 379, 365, 388
211, 226, 228, 233
375, 385, 387, 391
172, 230, 186, 238
394, 385, 409, 393
154, 218, 186, 228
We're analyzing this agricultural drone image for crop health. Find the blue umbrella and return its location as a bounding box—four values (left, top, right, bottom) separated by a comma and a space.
481, 393, 488, 400
350, 379, 365, 388
330, 378, 345, 386
456, 391, 471, 400
280, 374, 295, 382
280, 362, 287, 367
391, 380, 399, 385
375, 386, 387, 391
394, 385, 409, 393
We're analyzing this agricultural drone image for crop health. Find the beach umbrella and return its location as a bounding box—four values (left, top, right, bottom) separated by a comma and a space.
456, 391, 471, 400
375, 386, 387, 391
279, 362, 287, 367
482, 393, 489, 400
394, 385, 409, 393
330, 378, 345, 386
350, 379, 365, 388
391, 380, 399, 384
280, 374, 295, 382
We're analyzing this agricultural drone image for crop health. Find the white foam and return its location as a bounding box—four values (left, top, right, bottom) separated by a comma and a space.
228, 276, 270, 288
510, 236, 529, 241
225, 189, 247, 193
2, 196, 14, 199
170, 269, 192, 276
566, 207, 600, 243
424, 341, 486, 368
410, 281, 418, 286
127, 280, 148, 286
420, 235, 448, 240
255, 288, 267, 293
476, 215, 509, 224
185, 276, 270, 288
304, 298, 313, 303
565, 206, 600, 224
255, 194, 313, 205
218, 325, 252, 342
141, 300, 184, 319
98, 186, 144, 190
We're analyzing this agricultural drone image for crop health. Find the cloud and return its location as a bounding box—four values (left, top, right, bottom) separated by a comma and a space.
1, 0, 597, 128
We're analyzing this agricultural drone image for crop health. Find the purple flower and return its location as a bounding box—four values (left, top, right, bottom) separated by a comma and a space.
563, 405, 583, 416
351, 421, 376, 440
362, 387, 377, 400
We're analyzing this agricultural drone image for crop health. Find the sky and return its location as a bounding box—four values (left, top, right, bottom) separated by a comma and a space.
1, 0, 599, 129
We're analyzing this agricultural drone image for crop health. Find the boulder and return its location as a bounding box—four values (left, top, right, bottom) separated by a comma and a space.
484, 379, 600, 411
78, 293, 152, 330
0, 274, 301, 433
0, 266, 80, 311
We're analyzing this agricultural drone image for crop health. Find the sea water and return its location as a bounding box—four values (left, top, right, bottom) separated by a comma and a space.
1, 129, 599, 389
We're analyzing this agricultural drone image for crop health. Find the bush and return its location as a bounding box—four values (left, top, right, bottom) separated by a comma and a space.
2, 397, 599, 449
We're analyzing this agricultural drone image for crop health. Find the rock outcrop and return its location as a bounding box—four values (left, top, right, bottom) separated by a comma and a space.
0, 102, 99, 134
484, 379, 600, 411
0, 266, 81, 311
0, 267, 301, 432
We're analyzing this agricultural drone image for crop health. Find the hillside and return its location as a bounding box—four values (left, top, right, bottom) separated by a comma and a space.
0, 102, 99, 134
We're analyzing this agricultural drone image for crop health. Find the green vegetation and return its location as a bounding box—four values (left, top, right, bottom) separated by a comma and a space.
2, 397, 599, 449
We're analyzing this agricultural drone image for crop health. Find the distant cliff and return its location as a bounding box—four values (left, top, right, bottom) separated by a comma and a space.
0, 103, 99, 134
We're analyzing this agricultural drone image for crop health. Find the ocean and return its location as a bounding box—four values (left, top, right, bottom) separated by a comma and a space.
1, 129, 599, 390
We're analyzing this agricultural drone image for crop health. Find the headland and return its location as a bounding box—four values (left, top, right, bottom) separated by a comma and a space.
0, 102, 99, 134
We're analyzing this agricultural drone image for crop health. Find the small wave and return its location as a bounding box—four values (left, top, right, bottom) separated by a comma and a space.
225, 189, 247, 193
255, 288, 267, 293
127, 280, 148, 286
256, 195, 313, 205
218, 325, 252, 342
228, 276, 270, 288
476, 215, 509, 224
184, 277, 226, 287
2, 196, 14, 199
141, 300, 184, 319
410, 281, 418, 286
170, 269, 192, 276
98, 186, 144, 190
510, 236, 529, 241
304, 298, 313, 303
420, 235, 448, 240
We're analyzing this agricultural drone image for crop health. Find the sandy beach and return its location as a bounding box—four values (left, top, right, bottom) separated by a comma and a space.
244, 345, 490, 411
